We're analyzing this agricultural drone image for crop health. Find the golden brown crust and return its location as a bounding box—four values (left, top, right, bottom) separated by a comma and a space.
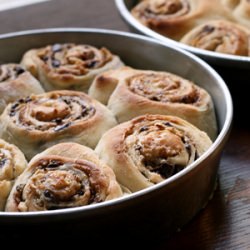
5, 142, 123, 212
103, 67, 217, 140
0, 64, 44, 114
89, 71, 119, 105
130, 0, 250, 56
221, 0, 250, 28
180, 19, 250, 56
95, 114, 212, 192
131, 0, 235, 40
0, 139, 27, 210
21, 43, 124, 92
0, 90, 117, 160
88, 66, 132, 105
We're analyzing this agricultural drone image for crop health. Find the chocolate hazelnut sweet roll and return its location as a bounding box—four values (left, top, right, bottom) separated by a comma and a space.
0, 64, 44, 114
131, 0, 233, 40
0, 139, 27, 210
5, 142, 123, 212
89, 66, 133, 105
20, 43, 124, 92
180, 20, 250, 56
105, 67, 217, 140
96, 115, 212, 192
221, 0, 250, 28
0, 90, 117, 160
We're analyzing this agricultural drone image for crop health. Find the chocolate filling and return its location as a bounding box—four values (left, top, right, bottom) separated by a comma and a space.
0, 158, 7, 168
128, 73, 199, 104
144, 159, 184, 179
52, 59, 61, 68
202, 25, 215, 34
54, 122, 72, 132
9, 95, 95, 132
14, 66, 25, 76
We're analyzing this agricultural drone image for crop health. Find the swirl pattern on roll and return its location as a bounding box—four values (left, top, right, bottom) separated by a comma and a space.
0, 139, 27, 210
0, 90, 117, 160
0, 63, 44, 114
21, 43, 124, 92
94, 67, 217, 140
127, 72, 199, 103
0, 64, 27, 82
96, 114, 212, 192
180, 20, 250, 56
133, 0, 191, 22
5, 143, 123, 212
221, 0, 250, 28
131, 0, 193, 40
131, 0, 250, 56
131, 0, 233, 40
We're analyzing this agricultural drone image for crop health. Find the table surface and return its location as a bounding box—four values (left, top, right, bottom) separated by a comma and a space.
0, 0, 249, 248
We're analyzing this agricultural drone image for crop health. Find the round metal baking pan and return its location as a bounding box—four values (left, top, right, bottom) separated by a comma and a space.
115, 0, 250, 69
0, 28, 232, 238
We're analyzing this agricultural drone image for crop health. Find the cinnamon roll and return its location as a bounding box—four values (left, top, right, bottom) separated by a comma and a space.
180, 20, 250, 56
221, 0, 250, 28
95, 114, 212, 192
88, 66, 132, 105
5, 142, 123, 212
0, 139, 27, 210
20, 43, 124, 92
103, 67, 217, 140
0, 90, 117, 160
131, 0, 234, 40
0, 63, 44, 114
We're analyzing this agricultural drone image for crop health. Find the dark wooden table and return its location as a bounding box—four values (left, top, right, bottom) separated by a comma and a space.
0, 0, 249, 248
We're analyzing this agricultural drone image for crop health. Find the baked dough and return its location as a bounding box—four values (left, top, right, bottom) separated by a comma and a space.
0, 90, 117, 160
221, 0, 250, 28
0, 63, 44, 114
0, 139, 27, 210
180, 19, 250, 56
20, 43, 124, 92
5, 142, 123, 212
95, 114, 212, 192
131, 0, 235, 40
131, 0, 250, 56
105, 67, 217, 140
89, 66, 132, 105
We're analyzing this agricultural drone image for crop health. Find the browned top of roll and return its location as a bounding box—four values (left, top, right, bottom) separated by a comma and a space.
127, 72, 200, 105
11, 155, 114, 211
7, 90, 95, 132
37, 43, 113, 75
181, 20, 250, 56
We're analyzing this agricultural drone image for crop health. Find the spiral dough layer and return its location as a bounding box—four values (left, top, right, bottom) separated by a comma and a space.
21, 43, 124, 92
91, 67, 217, 140
5, 143, 123, 212
0, 90, 117, 160
181, 20, 250, 56
0, 139, 27, 210
96, 114, 212, 192
0, 63, 44, 114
